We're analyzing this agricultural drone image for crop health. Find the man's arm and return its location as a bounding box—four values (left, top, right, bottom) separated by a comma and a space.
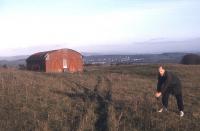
157, 75, 162, 92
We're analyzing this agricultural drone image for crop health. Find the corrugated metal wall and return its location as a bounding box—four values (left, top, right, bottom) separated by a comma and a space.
45, 49, 83, 73
27, 49, 84, 73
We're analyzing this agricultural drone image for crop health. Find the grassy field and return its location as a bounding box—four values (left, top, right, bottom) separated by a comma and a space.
0, 64, 199, 131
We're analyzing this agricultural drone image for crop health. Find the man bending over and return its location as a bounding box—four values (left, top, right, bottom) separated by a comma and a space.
155, 66, 184, 117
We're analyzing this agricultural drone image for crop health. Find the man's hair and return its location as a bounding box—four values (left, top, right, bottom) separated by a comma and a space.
159, 65, 165, 70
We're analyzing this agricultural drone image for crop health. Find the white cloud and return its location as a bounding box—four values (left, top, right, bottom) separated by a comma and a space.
0, 0, 199, 55
0, 10, 144, 48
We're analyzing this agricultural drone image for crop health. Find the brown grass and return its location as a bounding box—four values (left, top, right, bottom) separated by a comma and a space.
0, 64, 199, 131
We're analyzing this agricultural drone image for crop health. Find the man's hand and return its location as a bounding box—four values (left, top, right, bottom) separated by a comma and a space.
155, 92, 162, 98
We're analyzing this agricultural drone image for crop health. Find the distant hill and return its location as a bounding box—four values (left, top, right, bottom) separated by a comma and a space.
0, 52, 199, 68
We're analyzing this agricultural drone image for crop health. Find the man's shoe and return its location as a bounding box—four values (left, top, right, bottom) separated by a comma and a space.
180, 111, 184, 117
158, 107, 167, 113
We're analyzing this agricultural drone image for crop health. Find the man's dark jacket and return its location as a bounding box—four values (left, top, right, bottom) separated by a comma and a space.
157, 71, 182, 95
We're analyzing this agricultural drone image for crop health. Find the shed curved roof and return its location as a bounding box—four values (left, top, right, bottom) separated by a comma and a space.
26, 48, 82, 62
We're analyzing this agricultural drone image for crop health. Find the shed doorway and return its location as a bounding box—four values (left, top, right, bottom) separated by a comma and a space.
63, 59, 68, 72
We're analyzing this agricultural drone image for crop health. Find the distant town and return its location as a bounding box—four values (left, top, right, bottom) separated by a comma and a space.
83, 53, 188, 65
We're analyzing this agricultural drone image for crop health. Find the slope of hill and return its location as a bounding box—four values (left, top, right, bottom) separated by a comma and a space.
0, 55, 28, 61
0, 55, 28, 68
0, 64, 199, 130
0, 59, 26, 67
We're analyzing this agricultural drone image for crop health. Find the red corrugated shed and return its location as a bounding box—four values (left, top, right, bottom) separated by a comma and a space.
26, 49, 84, 73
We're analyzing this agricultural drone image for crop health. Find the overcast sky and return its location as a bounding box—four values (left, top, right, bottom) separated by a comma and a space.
0, 0, 200, 56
